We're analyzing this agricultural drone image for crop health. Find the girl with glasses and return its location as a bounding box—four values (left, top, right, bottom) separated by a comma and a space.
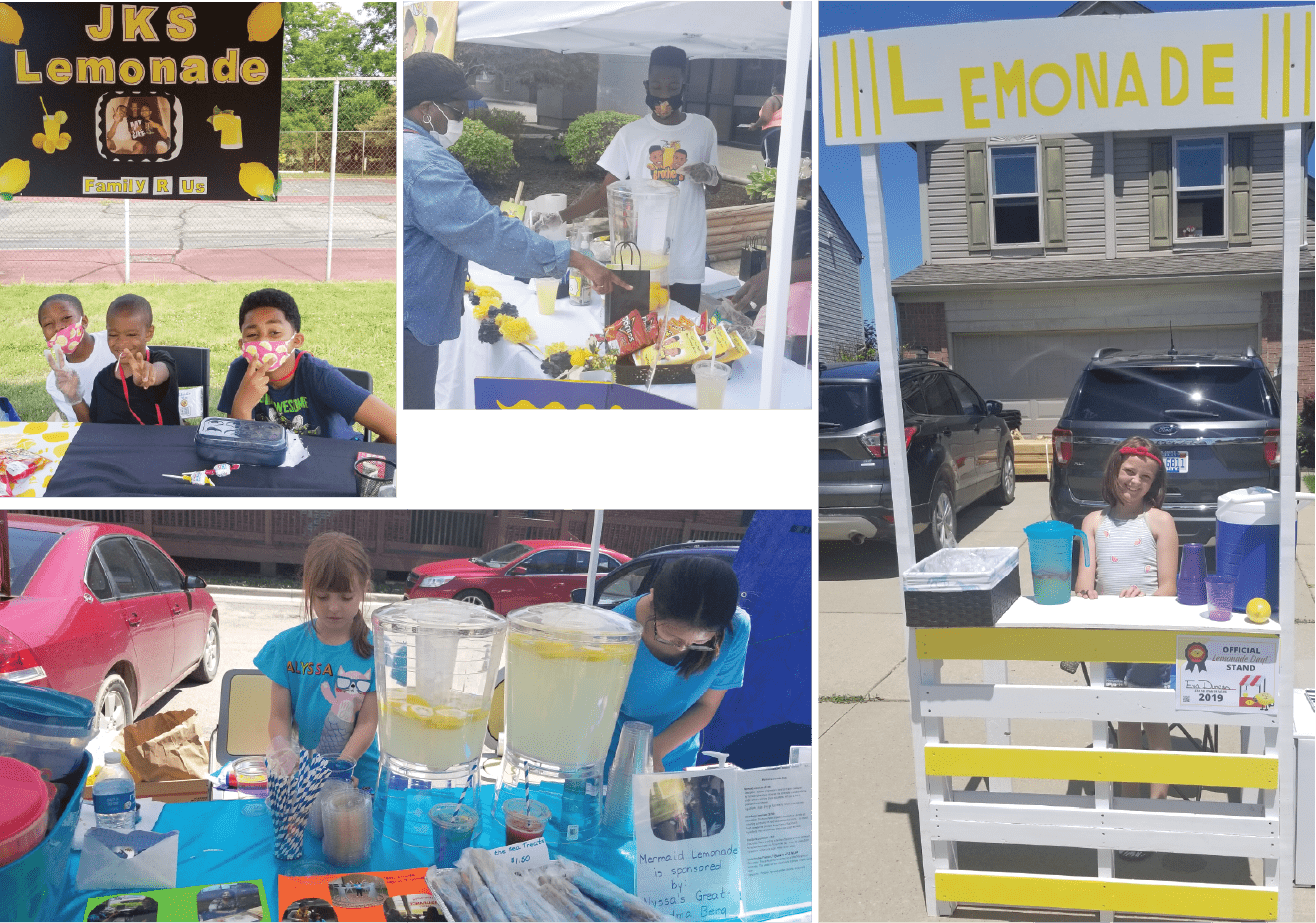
255, 532, 380, 790
606, 556, 751, 773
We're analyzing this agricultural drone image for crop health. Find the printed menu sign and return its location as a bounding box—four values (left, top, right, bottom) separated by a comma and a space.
633, 762, 812, 920
1176, 634, 1278, 712
0, 3, 283, 200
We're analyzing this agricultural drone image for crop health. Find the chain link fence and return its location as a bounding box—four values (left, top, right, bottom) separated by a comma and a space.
0, 76, 395, 283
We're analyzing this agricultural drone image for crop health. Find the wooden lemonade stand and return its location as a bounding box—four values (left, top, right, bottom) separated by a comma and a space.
821, 6, 1308, 919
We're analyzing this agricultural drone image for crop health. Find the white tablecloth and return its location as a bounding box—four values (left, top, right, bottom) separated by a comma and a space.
441, 264, 812, 410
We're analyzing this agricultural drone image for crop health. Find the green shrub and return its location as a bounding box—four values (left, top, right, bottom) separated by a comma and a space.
746, 166, 777, 201
449, 118, 518, 184
562, 111, 639, 172
470, 107, 526, 144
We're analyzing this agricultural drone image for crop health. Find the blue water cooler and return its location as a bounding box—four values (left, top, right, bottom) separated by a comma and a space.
1215, 488, 1315, 612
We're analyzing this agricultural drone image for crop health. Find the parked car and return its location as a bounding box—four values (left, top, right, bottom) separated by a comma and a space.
819, 359, 1016, 555
1, 515, 220, 731
404, 540, 631, 613
1051, 347, 1282, 544
572, 540, 740, 608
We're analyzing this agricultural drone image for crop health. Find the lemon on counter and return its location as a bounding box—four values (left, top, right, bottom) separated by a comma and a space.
1245, 597, 1272, 624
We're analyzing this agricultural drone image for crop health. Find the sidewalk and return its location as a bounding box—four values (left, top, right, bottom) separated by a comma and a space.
819, 479, 1316, 921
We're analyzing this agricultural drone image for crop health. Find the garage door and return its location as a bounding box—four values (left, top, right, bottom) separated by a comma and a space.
952, 326, 1260, 436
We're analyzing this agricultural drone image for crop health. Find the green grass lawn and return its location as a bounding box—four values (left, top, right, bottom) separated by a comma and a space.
1, 281, 396, 422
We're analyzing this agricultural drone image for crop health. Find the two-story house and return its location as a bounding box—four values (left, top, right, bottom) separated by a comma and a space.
890, 3, 1315, 436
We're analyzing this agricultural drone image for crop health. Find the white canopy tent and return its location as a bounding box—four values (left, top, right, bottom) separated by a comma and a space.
456, 1, 812, 409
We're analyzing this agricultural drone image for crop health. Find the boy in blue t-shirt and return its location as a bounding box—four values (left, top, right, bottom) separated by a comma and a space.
217, 288, 396, 442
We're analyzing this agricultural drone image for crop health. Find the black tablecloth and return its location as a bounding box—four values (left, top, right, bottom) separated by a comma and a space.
44, 424, 396, 497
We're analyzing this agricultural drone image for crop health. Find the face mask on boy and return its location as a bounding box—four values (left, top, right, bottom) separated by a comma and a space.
423, 103, 464, 148
242, 339, 294, 370
45, 318, 85, 355
645, 93, 684, 118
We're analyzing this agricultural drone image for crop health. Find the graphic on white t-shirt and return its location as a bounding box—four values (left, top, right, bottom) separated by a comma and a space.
647, 141, 688, 185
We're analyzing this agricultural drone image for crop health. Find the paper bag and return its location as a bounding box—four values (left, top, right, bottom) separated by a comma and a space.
76, 828, 178, 891
122, 709, 209, 782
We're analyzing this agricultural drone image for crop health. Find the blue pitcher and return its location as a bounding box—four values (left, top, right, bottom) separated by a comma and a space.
1024, 521, 1090, 605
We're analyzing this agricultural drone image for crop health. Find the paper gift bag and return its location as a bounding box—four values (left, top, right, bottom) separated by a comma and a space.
122, 709, 209, 782
76, 828, 178, 891
604, 242, 653, 326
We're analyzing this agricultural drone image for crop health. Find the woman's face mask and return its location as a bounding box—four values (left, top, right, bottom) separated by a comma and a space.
242, 338, 293, 370
45, 318, 85, 355
424, 102, 464, 148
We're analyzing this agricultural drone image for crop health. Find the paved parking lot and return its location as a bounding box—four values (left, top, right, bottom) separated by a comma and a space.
819, 478, 1315, 922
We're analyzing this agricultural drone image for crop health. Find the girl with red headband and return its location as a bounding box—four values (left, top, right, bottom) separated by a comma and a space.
1073, 436, 1179, 859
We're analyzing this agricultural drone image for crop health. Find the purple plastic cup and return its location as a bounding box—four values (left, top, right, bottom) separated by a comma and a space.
1177, 543, 1207, 606
1205, 575, 1235, 621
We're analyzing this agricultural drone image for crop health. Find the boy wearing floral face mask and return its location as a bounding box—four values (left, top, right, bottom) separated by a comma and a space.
560, 44, 721, 311
38, 294, 115, 422
217, 288, 397, 443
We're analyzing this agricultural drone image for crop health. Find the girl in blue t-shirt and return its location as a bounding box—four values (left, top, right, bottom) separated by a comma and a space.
255, 532, 380, 789
606, 556, 750, 773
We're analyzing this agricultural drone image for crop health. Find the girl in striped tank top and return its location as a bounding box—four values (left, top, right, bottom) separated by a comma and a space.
1073, 438, 1179, 859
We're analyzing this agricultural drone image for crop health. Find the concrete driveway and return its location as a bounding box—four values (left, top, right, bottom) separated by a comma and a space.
819, 479, 1315, 922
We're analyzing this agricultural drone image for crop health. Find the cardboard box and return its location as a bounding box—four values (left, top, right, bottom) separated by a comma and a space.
84, 776, 210, 803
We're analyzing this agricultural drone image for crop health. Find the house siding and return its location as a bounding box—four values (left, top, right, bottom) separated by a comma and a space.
817, 190, 865, 361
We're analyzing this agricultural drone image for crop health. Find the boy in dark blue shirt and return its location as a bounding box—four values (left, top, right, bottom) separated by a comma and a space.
217, 288, 396, 442
89, 294, 180, 426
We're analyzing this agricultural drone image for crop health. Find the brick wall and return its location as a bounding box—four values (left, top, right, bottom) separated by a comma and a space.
897, 301, 950, 364
1260, 288, 1315, 400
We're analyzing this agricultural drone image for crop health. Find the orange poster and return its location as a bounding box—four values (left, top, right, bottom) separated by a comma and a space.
277, 868, 437, 922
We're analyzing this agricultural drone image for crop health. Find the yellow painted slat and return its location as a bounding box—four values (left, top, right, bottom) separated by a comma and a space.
848, 38, 863, 136
936, 870, 1277, 920
1261, 14, 1270, 119
914, 627, 1275, 663
1282, 14, 1291, 117
925, 744, 1278, 788
829, 40, 842, 139
866, 36, 881, 135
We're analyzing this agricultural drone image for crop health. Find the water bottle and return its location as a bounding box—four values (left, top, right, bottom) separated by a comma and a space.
93, 752, 137, 832
567, 223, 593, 306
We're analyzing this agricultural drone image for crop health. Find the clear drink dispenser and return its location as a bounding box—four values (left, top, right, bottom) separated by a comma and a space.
495, 603, 641, 846
371, 599, 506, 846
607, 179, 679, 310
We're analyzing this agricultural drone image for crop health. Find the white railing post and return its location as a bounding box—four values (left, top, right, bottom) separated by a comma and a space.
123, 198, 130, 283
325, 78, 340, 282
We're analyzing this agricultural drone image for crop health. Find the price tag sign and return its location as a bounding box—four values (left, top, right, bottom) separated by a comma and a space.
489, 837, 550, 871
1176, 634, 1278, 712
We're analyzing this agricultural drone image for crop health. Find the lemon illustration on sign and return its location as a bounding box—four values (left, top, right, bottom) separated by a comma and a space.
247, 2, 282, 41
1245, 597, 1272, 624
208, 106, 243, 150
1256, 692, 1274, 707
238, 162, 280, 201
0, 3, 23, 45
33, 111, 71, 155
0, 158, 30, 200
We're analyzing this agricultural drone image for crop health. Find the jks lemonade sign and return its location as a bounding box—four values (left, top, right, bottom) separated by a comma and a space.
0, 3, 283, 200
1176, 634, 1278, 713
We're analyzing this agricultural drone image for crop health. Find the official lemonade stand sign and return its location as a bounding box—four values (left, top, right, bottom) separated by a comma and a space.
1177, 634, 1279, 714
0, 3, 283, 200
821, 5, 1312, 145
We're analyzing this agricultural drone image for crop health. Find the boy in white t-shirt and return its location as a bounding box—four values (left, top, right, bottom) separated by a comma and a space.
38, 294, 116, 422
560, 45, 720, 310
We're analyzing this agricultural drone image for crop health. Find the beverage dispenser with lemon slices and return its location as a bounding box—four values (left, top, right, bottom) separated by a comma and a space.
371, 599, 505, 846
495, 603, 641, 846
605, 179, 679, 320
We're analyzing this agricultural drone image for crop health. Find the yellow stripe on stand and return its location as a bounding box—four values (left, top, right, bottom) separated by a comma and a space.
936, 870, 1277, 920
829, 40, 842, 138
925, 744, 1278, 788
915, 627, 1275, 663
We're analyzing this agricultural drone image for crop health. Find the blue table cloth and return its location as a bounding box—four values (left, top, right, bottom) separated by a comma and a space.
59, 787, 637, 921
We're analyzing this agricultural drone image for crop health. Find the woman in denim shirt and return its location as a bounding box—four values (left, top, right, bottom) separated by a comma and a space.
401, 53, 628, 409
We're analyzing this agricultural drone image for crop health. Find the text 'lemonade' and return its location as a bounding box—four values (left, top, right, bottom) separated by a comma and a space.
504, 604, 641, 769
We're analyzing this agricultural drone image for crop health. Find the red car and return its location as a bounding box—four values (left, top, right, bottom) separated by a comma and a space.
1, 515, 220, 731
404, 540, 631, 614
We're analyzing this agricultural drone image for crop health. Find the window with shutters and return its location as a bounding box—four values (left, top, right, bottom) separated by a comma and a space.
989, 144, 1041, 245
1173, 136, 1226, 239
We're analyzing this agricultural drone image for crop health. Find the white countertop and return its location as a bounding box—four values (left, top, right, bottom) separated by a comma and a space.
997, 594, 1281, 633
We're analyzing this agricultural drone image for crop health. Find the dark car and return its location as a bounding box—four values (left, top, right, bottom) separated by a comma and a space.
571, 540, 740, 608
1050, 347, 1282, 544
819, 359, 1016, 555
404, 540, 630, 613
1, 515, 220, 731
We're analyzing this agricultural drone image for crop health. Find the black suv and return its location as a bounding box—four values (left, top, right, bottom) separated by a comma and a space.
571, 540, 740, 608
819, 359, 1015, 555
1051, 347, 1281, 544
